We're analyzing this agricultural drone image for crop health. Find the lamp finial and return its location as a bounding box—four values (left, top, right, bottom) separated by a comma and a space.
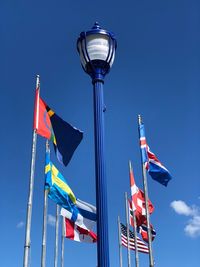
92, 22, 101, 30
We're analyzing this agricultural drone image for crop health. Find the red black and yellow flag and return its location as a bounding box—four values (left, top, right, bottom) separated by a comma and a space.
34, 88, 83, 166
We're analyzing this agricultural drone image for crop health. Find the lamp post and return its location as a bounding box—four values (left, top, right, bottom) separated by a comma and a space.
77, 22, 117, 267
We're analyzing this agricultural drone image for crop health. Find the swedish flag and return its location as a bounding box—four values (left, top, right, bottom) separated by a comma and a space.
45, 151, 79, 222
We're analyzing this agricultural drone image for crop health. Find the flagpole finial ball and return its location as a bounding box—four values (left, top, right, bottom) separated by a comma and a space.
138, 114, 142, 125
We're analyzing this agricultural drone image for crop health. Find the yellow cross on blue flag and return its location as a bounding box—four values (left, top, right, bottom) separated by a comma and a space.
45, 150, 79, 222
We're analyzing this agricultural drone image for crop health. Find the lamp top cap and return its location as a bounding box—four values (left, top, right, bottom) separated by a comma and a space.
78, 22, 115, 39
92, 22, 101, 30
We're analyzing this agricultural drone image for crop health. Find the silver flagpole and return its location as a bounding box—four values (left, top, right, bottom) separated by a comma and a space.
61, 216, 65, 267
117, 216, 123, 267
23, 75, 40, 267
125, 192, 131, 267
129, 161, 139, 267
138, 115, 154, 267
132, 209, 139, 267
41, 140, 49, 267
54, 205, 60, 267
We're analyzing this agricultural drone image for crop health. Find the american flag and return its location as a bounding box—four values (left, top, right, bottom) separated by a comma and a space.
120, 223, 149, 254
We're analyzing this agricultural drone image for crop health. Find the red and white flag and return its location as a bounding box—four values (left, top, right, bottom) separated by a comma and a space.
64, 218, 97, 243
138, 224, 156, 243
129, 162, 154, 226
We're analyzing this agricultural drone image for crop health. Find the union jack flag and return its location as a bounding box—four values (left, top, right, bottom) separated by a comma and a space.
139, 122, 172, 186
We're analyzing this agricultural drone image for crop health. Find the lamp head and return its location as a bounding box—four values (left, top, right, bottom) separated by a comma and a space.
77, 22, 117, 81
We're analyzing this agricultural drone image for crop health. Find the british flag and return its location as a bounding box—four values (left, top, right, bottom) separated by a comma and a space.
139, 123, 172, 186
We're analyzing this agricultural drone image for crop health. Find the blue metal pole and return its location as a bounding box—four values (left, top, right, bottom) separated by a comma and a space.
92, 71, 110, 267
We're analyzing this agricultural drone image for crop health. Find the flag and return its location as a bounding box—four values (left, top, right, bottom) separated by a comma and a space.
129, 161, 137, 212
129, 203, 156, 242
60, 198, 96, 230
61, 199, 97, 243
128, 192, 154, 227
138, 224, 156, 243
64, 218, 97, 243
45, 151, 79, 222
34, 88, 83, 166
120, 223, 149, 254
129, 162, 154, 216
139, 122, 172, 186
129, 199, 146, 226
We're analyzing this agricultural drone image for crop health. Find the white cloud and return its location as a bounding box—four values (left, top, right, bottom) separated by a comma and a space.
16, 221, 25, 229
171, 200, 200, 238
47, 214, 56, 227
184, 215, 200, 237
170, 200, 194, 216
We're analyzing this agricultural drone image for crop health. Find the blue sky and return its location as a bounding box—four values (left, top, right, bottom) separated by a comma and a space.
1, 0, 200, 266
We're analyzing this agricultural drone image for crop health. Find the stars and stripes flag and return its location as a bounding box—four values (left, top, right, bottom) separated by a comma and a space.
139, 122, 172, 186
120, 223, 149, 254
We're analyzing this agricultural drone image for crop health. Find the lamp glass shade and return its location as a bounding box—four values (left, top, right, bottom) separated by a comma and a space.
86, 34, 109, 62
78, 41, 87, 68
77, 24, 116, 75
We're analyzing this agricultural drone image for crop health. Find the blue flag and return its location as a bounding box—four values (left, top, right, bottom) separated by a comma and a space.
45, 150, 79, 221
50, 111, 83, 166
34, 90, 83, 166
139, 122, 172, 186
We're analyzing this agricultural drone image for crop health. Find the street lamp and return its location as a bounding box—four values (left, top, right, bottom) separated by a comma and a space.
77, 22, 117, 267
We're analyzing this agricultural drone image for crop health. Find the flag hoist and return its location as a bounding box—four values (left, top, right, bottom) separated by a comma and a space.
117, 216, 123, 267
54, 205, 60, 267
23, 75, 40, 267
138, 114, 172, 266
23, 75, 83, 267
129, 161, 139, 267
138, 115, 154, 267
41, 140, 49, 267
61, 216, 65, 267
125, 192, 131, 267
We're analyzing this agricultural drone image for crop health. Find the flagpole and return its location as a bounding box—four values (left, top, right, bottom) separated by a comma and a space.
41, 140, 49, 267
117, 216, 123, 267
138, 115, 154, 267
41, 189, 48, 267
132, 209, 139, 267
54, 205, 60, 267
129, 161, 139, 267
125, 192, 131, 267
61, 217, 65, 267
23, 75, 40, 267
